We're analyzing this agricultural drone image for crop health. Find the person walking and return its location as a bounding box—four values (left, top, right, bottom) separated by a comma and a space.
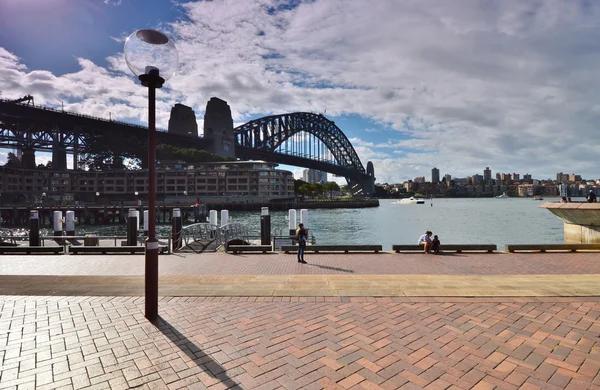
296, 223, 308, 263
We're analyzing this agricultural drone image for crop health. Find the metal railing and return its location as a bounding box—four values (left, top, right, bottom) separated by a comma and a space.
180, 223, 221, 250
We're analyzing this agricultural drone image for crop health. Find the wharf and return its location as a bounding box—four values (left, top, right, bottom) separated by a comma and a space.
1, 251, 599, 389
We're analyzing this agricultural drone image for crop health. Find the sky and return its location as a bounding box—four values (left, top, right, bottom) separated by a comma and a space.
1, 0, 600, 184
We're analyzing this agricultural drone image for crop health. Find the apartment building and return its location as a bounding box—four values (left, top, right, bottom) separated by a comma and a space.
0, 161, 295, 203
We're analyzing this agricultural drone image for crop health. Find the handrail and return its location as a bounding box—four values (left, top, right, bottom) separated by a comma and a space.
179, 223, 220, 251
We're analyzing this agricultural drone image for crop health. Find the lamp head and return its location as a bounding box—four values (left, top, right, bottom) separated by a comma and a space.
124, 29, 178, 84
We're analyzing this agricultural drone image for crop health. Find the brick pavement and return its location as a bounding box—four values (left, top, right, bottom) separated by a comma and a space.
1, 251, 600, 276
1, 296, 599, 389
1, 252, 600, 389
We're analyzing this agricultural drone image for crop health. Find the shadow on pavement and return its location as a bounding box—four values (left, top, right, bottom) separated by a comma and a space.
155, 316, 241, 388
308, 263, 354, 273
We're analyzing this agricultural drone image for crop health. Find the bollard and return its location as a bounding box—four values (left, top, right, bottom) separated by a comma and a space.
300, 209, 308, 227
288, 209, 297, 238
134, 210, 140, 231
53, 211, 63, 238
209, 210, 218, 238
220, 210, 229, 228
65, 210, 75, 236
260, 207, 271, 246
127, 209, 137, 246
171, 208, 182, 251
29, 210, 40, 246
143, 210, 149, 236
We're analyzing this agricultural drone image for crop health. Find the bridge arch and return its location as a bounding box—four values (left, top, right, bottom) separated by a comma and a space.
234, 112, 375, 196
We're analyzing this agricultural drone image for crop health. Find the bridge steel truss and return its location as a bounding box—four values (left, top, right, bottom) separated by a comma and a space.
234, 112, 375, 196
0, 100, 211, 169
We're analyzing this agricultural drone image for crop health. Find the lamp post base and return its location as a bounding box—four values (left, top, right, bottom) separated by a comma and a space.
145, 238, 159, 321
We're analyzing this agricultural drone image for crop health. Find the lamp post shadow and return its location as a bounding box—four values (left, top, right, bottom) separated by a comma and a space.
154, 316, 241, 388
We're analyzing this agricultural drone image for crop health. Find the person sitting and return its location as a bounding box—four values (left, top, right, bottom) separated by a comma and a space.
417, 231, 433, 253
561, 196, 568, 203
431, 235, 441, 253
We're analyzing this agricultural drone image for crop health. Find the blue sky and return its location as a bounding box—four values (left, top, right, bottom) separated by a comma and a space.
2, 0, 600, 183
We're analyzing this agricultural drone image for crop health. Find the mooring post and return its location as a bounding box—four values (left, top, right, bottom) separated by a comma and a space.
29, 210, 40, 246
65, 210, 75, 236
261, 207, 271, 246
171, 208, 182, 251
289, 209, 297, 243
126, 209, 137, 246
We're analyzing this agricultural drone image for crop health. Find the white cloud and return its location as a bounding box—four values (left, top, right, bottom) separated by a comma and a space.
2, 1, 600, 184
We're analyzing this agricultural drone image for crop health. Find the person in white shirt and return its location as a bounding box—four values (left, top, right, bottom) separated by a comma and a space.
417, 231, 433, 253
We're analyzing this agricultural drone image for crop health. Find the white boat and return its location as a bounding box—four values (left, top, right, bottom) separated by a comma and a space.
395, 197, 425, 204
496, 192, 509, 199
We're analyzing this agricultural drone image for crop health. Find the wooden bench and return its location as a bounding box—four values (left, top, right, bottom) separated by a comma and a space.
506, 244, 600, 253
70, 246, 145, 254
0, 246, 64, 255
281, 245, 382, 253
227, 245, 273, 254
392, 244, 497, 253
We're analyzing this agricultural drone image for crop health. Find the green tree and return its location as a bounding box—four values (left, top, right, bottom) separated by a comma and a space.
324, 182, 340, 199
5, 152, 21, 167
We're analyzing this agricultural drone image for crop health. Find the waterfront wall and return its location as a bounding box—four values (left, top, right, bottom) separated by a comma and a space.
295, 199, 379, 209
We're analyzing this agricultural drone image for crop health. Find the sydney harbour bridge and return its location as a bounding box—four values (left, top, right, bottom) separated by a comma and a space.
0, 96, 375, 196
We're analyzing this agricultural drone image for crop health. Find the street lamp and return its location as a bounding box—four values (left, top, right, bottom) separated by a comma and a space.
124, 29, 178, 321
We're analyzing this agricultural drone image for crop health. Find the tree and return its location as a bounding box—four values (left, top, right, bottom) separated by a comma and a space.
5, 152, 21, 167
324, 182, 340, 199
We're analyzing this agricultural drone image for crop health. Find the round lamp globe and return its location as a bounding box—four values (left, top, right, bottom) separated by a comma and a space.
124, 29, 178, 81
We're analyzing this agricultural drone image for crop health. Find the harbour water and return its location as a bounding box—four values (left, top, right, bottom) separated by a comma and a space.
31, 197, 568, 250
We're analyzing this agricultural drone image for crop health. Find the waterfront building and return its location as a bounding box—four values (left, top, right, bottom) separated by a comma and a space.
523, 173, 532, 181
431, 167, 440, 183
570, 173, 582, 182
556, 172, 570, 183
495, 173, 501, 180
517, 183, 541, 197
302, 169, 328, 184
444, 174, 452, 183
511, 173, 520, 181
453, 177, 469, 186
471, 174, 483, 184
483, 167, 491, 181
414, 176, 425, 183
558, 183, 569, 197
0, 161, 295, 205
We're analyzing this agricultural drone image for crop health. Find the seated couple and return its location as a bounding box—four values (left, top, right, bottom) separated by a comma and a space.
417, 231, 440, 254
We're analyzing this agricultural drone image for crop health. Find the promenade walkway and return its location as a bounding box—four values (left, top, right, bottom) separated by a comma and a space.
1, 252, 599, 389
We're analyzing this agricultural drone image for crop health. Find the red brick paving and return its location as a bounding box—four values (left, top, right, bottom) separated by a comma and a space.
0, 296, 599, 389
1, 251, 600, 276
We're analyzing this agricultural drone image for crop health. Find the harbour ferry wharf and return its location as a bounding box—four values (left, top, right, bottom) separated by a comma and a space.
0, 251, 599, 389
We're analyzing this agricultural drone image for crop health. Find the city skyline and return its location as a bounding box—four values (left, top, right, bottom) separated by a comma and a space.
2, 1, 600, 183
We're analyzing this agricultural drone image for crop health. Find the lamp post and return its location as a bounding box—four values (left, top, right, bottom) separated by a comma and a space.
125, 29, 178, 321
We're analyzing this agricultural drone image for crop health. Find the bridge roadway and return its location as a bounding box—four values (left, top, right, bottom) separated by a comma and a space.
0, 99, 212, 153
1, 252, 599, 389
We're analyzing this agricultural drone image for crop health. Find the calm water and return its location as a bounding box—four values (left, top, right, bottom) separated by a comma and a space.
45, 197, 568, 250
31, 198, 563, 250
230, 198, 566, 250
